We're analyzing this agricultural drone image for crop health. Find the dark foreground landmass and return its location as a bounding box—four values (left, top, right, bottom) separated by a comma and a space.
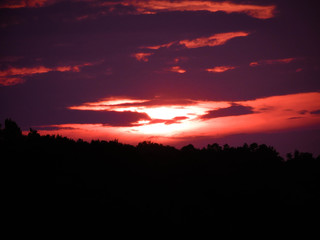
1, 119, 319, 235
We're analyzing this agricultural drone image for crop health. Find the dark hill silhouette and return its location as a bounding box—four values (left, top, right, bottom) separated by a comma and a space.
1, 119, 319, 235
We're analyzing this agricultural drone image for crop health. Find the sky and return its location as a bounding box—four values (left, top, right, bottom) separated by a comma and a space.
1, 0, 320, 155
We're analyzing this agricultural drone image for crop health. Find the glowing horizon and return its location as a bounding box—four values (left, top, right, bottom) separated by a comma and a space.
33, 92, 320, 145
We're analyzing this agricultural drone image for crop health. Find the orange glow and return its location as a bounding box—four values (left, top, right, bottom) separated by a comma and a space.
179, 32, 249, 48
69, 97, 148, 111
101, 0, 276, 19
0, 66, 52, 77
132, 52, 154, 62
250, 58, 297, 67
206, 66, 236, 73
40, 92, 320, 144
143, 31, 249, 50
143, 42, 175, 50
0, 63, 93, 86
168, 66, 186, 73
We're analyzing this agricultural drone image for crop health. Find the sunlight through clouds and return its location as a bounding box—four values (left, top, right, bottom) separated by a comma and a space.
36, 92, 320, 144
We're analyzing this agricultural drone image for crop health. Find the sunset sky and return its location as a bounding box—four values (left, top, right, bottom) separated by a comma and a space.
1, 0, 320, 155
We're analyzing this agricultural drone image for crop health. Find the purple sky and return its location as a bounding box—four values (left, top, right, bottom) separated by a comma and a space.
1, 0, 320, 156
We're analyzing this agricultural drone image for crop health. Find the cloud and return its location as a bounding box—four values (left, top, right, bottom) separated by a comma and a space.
311, 110, 320, 115
179, 31, 249, 48
168, 66, 186, 73
144, 31, 249, 50
40, 92, 320, 145
201, 104, 255, 119
164, 116, 189, 125
0, 0, 52, 9
249, 58, 297, 67
0, 77, 25, 86
66, 110, 152, 127
0, 63, 93, 86
0, 66, 52, 77
206, 66, 236, 73
132, 52, 154, 62
143, 42, 175, 50
298, 110, 308, 115
149, 116, 189, 125
99, 0, 276, 19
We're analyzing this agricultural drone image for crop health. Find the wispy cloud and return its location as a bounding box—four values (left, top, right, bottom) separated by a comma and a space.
249, 58, 297, 67
143, 31, 249, 50
168, 66, 186, 73
206, 65, 236, 73
0, 77, 25, 86
143, 42, 175, 50
99, 0, 276, 19
179, 32, 249, 48
132, 52, 154, 62
0, 63, 93, 86
0, 0, 52, 9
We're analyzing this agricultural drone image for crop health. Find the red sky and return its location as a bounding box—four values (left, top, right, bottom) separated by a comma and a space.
1, 0, 320, 155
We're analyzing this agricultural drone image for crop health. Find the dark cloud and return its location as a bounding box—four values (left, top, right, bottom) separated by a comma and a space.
298, 110, 308, 115
149, 116, 189, 125
164, 116, 189, 125
112, 98, 196, 108
288, 117, 304, 120
310, 109, 320, 115
0, 108, 151, 130
201, 104, 255, 119
65, 110, 151, 127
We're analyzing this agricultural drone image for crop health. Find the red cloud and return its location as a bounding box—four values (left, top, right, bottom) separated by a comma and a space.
144, 31, 249, 50
132, 52, 154, 62
249, 58, 297, 67
206, 66, 236, 73
0, 0, 49, 9
0, 77, 25, 86
0, 63, 93, 86
168, 66, 186, 74
101, 0, 276, 19
0, 66, 52, 77
180, 32, 249, 48
143, 42, 175, 50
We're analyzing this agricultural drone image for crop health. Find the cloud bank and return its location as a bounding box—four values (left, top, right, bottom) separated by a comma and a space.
35, 92, 320, 144
100, 0, 276, 19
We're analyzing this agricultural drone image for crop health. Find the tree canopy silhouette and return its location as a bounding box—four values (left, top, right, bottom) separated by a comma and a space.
1, 119, 319, 234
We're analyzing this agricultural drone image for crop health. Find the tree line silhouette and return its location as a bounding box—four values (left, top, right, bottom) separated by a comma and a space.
1, 118, 319, 234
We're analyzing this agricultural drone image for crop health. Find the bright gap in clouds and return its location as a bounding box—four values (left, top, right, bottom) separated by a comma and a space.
36, 92, 320, 144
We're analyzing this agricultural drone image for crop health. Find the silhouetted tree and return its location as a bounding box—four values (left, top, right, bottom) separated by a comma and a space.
1, 118, 319, 233
28, 128, 40, 139
3, 118, 22, 141
207, 143, 222, 152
